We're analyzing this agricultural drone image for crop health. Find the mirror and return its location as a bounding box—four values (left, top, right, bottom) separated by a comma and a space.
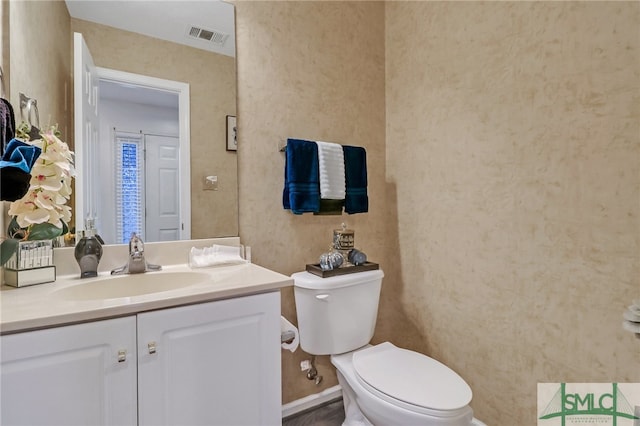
66, 0, 237, 245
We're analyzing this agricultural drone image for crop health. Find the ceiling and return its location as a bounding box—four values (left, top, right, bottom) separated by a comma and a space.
64, 0, 236, 58
99, 80, 179, 109
66, 0, 235, 108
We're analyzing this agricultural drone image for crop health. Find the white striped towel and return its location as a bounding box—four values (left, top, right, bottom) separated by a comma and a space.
316, 141, 346, 200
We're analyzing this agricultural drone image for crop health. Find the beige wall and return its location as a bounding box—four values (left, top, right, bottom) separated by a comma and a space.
2, 0, 71, 259
235, 1, 397, 403
71, 18, 238, 239
1, 1, 9, 98
4, 1, 639, 424
386, 1, 639, 424
237, 1, 639, 423
8, 0, 71, 139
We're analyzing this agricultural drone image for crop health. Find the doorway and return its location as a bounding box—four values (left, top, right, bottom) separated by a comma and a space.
96, 71, 191, 245
112, 131, 181, 244
74, 33, 191, 244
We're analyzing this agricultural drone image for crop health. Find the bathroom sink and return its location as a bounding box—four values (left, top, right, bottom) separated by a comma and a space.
55, 271, 211, 301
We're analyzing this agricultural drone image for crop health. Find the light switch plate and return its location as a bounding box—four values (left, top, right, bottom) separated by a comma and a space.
204, 176, 218, 191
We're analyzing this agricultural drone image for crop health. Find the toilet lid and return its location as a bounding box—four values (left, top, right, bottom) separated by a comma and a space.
352, 342, 472, 411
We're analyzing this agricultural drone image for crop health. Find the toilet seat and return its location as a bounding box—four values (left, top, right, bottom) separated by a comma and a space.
352, 342, 472, 415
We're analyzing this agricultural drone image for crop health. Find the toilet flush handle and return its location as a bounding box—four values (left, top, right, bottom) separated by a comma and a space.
315, 294, 330, 302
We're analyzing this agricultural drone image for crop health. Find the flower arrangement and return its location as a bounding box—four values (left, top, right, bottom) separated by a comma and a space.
1, 124, 74, 265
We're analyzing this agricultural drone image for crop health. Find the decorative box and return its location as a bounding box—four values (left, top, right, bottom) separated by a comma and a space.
3, 240, 56, 287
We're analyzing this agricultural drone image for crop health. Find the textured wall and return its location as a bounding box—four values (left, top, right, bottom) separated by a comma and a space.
8, 0, 71, 139
71, 18, 238, 239
235, 1, 397, 404
386, 2, 640, 424
6, 2, 638, 423
2, 0, 71, 264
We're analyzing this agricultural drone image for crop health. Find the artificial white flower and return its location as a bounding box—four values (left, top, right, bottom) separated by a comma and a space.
8, 125, 75, 237
9, 197, 49, 227
30, 165, 63, 191
33, 190, 58, 210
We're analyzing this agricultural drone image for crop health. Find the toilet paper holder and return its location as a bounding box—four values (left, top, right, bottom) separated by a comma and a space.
280, 315, 299, 352
281, 330, 296, 344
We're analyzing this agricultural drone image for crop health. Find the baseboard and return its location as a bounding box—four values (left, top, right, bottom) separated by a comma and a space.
281, 385, 343, 419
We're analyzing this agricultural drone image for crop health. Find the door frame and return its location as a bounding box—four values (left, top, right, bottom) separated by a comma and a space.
96, 67, 191, 241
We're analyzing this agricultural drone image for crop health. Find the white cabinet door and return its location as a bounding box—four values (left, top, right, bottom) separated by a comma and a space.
0, 316, 137, 426
137, 292, 281, 426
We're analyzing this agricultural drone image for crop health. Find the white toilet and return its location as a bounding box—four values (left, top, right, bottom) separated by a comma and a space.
292, 269, 486, 426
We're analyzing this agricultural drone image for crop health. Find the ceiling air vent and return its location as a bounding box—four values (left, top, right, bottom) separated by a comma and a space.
186, 25, 229, 45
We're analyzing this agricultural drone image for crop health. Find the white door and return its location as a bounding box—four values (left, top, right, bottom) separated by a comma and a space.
137, 292, 282, 426
144, 134, 181, 241
73, 32, 100, 235
0, 317, 137, 426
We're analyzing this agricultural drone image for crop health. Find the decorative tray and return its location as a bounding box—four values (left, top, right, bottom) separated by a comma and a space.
305, 262, 379, 278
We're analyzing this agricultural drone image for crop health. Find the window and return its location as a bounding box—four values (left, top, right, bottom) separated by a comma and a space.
115, 134, 144, 244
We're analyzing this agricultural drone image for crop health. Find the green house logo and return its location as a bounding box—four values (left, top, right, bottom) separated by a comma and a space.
538, 383, 640, 426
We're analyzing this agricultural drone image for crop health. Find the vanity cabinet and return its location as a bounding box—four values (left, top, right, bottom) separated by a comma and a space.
1, 291, 282, 426
0, 316, 138, 426
137, 291, 281, 426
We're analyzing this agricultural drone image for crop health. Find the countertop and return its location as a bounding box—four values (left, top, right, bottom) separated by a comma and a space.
0, 263, 292, 334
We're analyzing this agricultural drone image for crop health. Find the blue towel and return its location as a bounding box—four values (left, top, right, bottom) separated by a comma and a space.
283, 139, 320, 214
0, 138, 41, 202
343, 145, 368, 214
0, 138, 41, 173
0, 167, 31, 201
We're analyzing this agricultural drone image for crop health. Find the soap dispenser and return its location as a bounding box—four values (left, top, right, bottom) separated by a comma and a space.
74, 228, 103, 278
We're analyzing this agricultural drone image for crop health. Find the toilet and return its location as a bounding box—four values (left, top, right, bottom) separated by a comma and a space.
292, 269, 486, 426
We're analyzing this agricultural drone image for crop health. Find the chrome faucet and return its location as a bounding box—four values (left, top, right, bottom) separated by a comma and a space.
111, 233, 162, 275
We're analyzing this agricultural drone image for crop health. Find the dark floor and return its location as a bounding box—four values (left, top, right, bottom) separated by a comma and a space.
282, 398, 345, 426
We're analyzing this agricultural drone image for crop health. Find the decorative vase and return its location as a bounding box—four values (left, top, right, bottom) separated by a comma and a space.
74, 231, 103, 278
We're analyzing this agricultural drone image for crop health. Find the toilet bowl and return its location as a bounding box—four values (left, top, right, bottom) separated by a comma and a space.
292, 270, 485, 426
332, 342, 485, 426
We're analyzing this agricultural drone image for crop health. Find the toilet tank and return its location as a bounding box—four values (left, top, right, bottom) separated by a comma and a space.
292, 269, 384, 355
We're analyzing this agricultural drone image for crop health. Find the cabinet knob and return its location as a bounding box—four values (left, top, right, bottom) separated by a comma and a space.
117, 349, 127, 362
148, 341, 157, 354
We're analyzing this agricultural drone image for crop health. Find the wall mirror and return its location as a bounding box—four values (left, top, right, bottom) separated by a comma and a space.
65, 0, 238, 245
